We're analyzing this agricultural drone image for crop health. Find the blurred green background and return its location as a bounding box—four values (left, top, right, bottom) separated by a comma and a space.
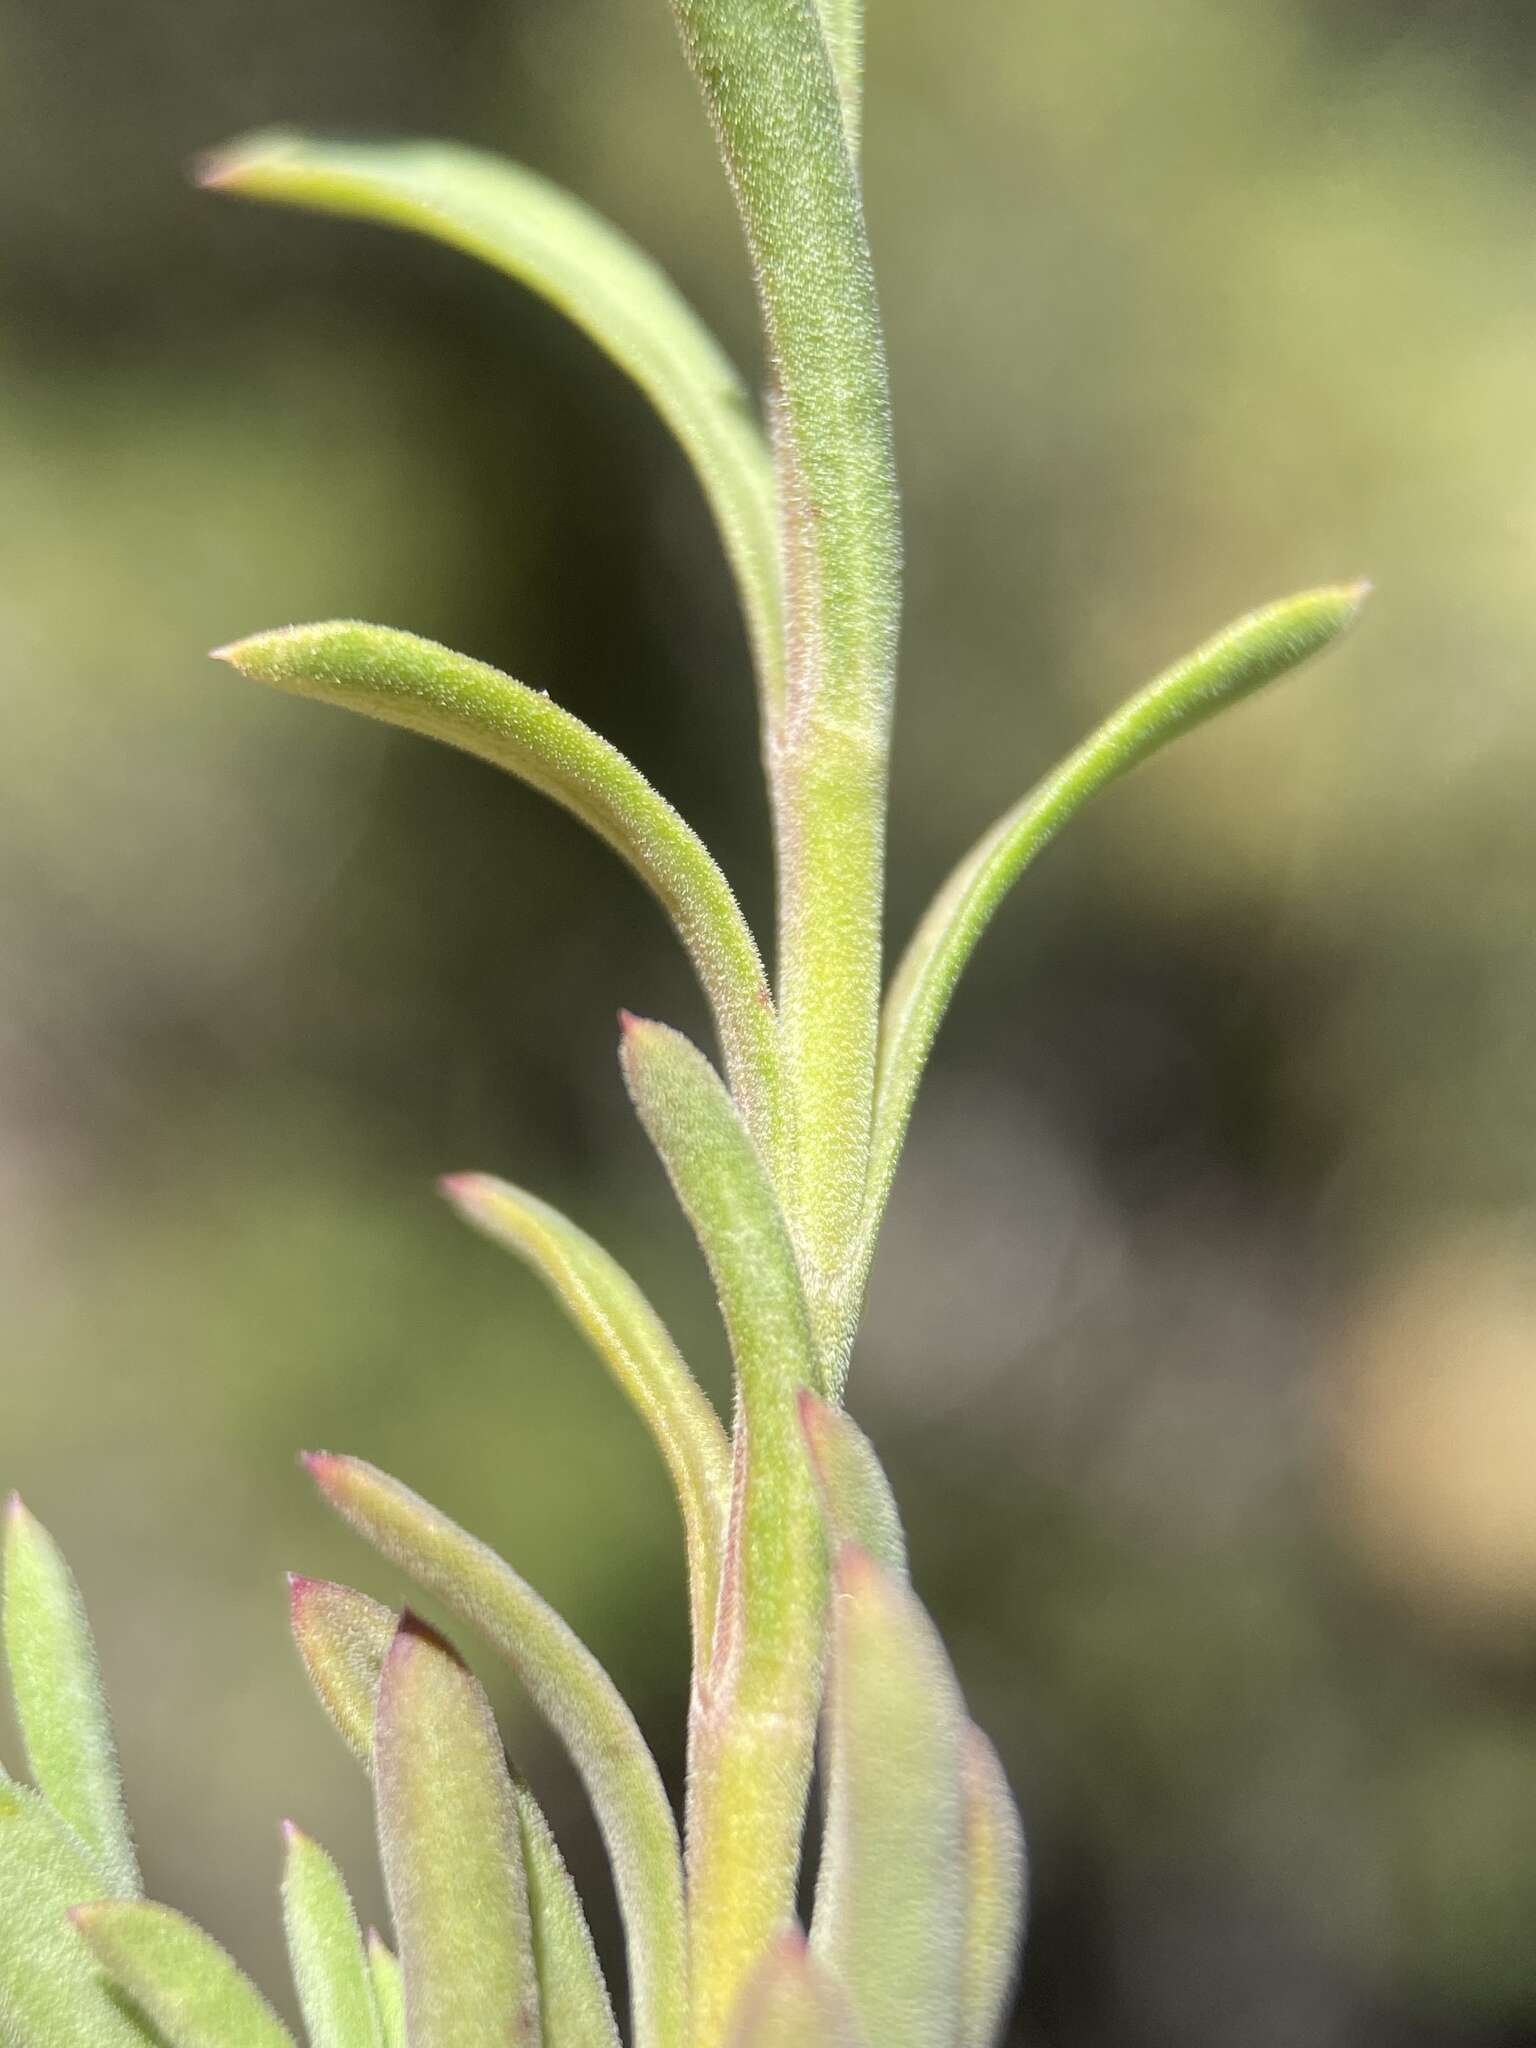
4, 1, 1536, 2040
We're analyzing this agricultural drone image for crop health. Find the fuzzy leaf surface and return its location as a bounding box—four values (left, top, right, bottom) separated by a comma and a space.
73, 1902, 296, 2048
366, 1934, 405, 2048
441, 1172, 730, 1656
725, 1930, 866, 2048
620, 1017, 824, 2046
305, 1456, 686, 2048
281, 1824, 382, 2048
286, 1582, 620, 2048
812, 1547, 967, 2048
216, 623, 782, 1164
0, 1783, 154, 2047
289, 1577, 395, 1768
958, 1726, 1027, 2048
815, 1, 865, 152
375, 1615, 539, 2048
669, 0, 902, 1322
200, 132, 784, 711
2, 1499, 140, 1896
864, 582, 1371, 1290
798, 1394, 906, 1576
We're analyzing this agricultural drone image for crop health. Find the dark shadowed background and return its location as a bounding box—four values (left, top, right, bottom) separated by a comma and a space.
5, 1, 1536, 2041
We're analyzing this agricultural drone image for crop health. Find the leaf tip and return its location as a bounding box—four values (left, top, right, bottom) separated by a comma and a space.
191, 128, 301, 193
3, 1489, 27, 1530
439, 1170, 493, 1217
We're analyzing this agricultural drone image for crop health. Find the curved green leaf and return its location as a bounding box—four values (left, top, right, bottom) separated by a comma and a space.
0, 1783, 154, 2047
862, 582, 1371, 1297
215, 622, 784, 1168
797, 1394, 906, 1576
199, 131, 784, 717
3, 1497, 140, 1896
304, 1455, 687, 2048
669, 0, 901, 1313
811, 1547, 967, 2048
619, 1016, 824, 2045
958, 1726, 1027, 2048
289, 1576, 394, 1768
374, 1614, 539, 2048
285, 1580, 621, 2048
724, 1929, 866, 2048
365, 1932, 405, 2048
72, 1902, 296, 2048
281, 1825, 381, 2048
816, 2, 865, 154
440, 1172, 730, 1658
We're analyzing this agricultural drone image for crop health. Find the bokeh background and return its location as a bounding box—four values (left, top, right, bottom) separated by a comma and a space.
4, 1, 1536, 2040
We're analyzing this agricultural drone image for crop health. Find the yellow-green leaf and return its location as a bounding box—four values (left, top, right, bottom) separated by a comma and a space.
73, 1902, 296, 2048
958, 1726, 1027, 2048
280, 1823, 382, 2048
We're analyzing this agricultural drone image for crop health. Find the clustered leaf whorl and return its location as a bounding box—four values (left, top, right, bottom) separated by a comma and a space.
1, 2, 1365, 2044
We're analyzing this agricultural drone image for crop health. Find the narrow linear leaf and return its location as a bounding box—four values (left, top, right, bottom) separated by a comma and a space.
440, 1172, 730, 1657
304, 1455, 687, 2048
286, 1584, 621, 2048
862, 582, 1372, 1291
375, 1614, 539, 2048
199, 132, 784, 716
619, 1016, 823, 2047
725, 1929, 867, 2048
669, 0, 901, 1309
2, 1497, 140, 1896
815, 2, 865, 154
0, 1783, 155, 2048
72, 1902, 297, 2048
214, 623, 784, 1168
797, 1393, 906, 1577
958, 1726, 1027, 2048
280, 1824, 382, 2048
811, 1546, 967, 2048
512, 1783, 623, 2048
289, 1576, 395, 1768
366, 1933, 405, 2048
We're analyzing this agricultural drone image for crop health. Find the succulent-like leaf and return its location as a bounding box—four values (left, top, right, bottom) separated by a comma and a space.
72, 1902, 297, 2048
862, 581, 1372, 1296
669, 0, 901, 1319
513, 1780, 623, 2048
811, 1547, 967, 2048
366, 1933, 405, 2048
0, 1783, 154, 2047
304, 1455, 687, 2048
797, 1394, 906, 1577
958, 1726, 1027, 2048
725, 1928, 867, 2048
620, 1016, 825, 2046
198, 132, 784, 717
287, 1580, 621, 2048
2, 1497, 140, 1896
374, 1614, 539, 2048
280, 1823, 382, 2048
289, 1576, 395, 1768
440, 1172, 731, 1657
214, 623, 784, 1168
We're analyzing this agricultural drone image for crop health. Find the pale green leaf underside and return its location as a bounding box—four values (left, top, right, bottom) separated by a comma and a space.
375, 1616, 539, 2048
2, 1500, 140, 1897
816, 0, 865, 155
811, 1548, 968, 2048
441, 1172, 730, 1658
0, 1783, 154, 2048
725, 1932, 867, 2048
200, 131, 784, 714
366, 1935, 405, 2048
281, 1826, 382, 2048
798, 1394, 906, 1577
619, 1017, 824, 2045
73, 1902, 296, 2048
958, 1726, 1027, 2048
286, 1580, 620, 2048
305, 1455, 686, 2048
862, 581, 1371, 1285
216, 622, 782, 1166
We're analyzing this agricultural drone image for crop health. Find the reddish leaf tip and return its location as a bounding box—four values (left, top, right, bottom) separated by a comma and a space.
771, 1923, 810, 1961
438, 1171, 491, 1210
301, 1450, 343, 1487
365, 1926, 388, 1956
4, 1490, 26, 1527
280, 1817, 305, 1845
